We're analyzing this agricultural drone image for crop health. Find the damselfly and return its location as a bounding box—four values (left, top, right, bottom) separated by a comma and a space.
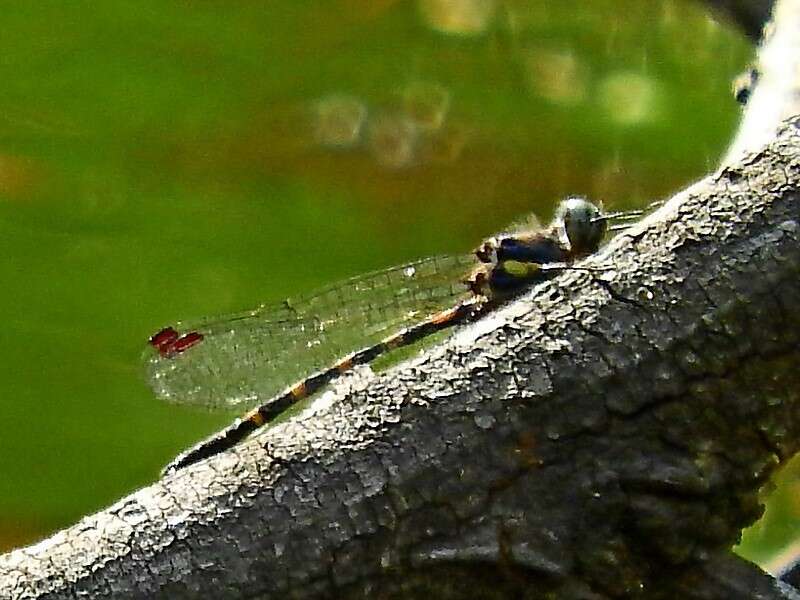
146, 197, 642, 473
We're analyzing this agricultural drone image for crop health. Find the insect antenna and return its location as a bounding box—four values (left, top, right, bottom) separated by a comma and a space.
537, 262, 607, 274
607, 223, 636, 232
592, 209, 643, 223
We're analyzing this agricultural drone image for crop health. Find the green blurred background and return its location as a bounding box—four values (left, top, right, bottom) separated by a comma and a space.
0, 0, 796, 570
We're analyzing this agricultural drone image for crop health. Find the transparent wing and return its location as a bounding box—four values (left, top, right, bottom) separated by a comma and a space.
503, 211, 542, 236
144, 254, 475, 410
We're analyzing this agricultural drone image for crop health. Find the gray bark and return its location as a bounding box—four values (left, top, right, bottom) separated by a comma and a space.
3, 0, 800, 598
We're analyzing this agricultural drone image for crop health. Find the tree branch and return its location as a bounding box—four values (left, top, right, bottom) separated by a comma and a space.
699, 0, 774, 40
725, 0, 800, 161
4, 1, 800, 598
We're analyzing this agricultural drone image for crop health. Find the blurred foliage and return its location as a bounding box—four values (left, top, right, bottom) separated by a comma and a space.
0, 0, 792, 572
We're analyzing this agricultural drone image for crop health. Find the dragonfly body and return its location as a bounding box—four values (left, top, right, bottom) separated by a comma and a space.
147, 197, 638, 474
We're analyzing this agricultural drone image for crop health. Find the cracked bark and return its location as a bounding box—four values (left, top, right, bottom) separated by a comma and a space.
3, 1, 800, 599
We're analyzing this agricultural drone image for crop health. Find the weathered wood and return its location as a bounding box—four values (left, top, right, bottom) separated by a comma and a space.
4, 1, 800, 598
4, 125, 800, 600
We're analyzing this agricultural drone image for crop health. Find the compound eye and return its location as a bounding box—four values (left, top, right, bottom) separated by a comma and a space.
560, 198, 605, 256
562, 212, 576, 240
